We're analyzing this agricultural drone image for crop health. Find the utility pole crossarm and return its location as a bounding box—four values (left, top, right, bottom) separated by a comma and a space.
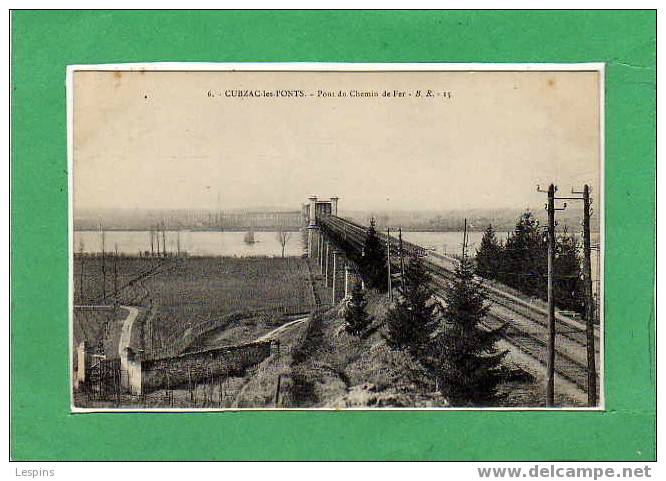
537, 183, 598, 407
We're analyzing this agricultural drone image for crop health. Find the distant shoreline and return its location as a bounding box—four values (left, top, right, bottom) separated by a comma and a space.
73, 227, 303, 233
73, 227, 600, 234
72, 227, 487, 233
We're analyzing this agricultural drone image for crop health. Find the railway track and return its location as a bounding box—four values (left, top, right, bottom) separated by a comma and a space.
427, 260, 600, 355
484, 310, 594, 394
318, 214, 600, 396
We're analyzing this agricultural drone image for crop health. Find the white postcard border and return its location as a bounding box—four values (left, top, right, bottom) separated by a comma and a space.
66, 62, 605, 412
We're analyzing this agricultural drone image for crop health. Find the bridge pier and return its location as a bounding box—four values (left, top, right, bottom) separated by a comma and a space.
307, 228, 312, 257
344, 264, 351, 298
332, 250, 342, 304
324, 241, 331, 286
307, 225, 319, 259
319, 235, 324, 274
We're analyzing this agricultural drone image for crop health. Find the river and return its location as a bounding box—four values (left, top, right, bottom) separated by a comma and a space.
73, 230, 306, 258
73, 229, 599, 281
73, 229, 488, 258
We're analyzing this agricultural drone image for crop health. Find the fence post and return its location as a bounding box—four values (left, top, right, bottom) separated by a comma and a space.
208, 367, 214, 407
75, 341, 89, 390
188, 368, 194, 405
115, 366, 121, 406
274, 374, 282, 407
166, 372, 172, 407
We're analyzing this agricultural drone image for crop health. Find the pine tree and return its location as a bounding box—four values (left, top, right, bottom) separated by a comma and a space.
475, 224, 503, 280
502, 211, 547, 297
554, 227, 585, 315
434, 249, 507, 406
384, 252, 439, 357
345, 283, 370, 336
361, 218, 387, 291
499, 213, 584, 315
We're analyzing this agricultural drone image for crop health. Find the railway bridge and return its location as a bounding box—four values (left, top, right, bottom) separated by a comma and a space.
304, 196, 601, 404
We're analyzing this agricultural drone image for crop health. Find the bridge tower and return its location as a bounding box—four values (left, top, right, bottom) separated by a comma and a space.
306, 195, 338, 258
305, 196, 357, 304
308, 196, 318, 228
307, 196, 318, 258
330, 196, 338, 216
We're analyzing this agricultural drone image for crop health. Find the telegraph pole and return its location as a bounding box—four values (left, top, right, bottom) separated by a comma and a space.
556, 184, 598, 406
537, 184, 559, 406
582, 185, 597, 406
545, 185, 556, 406
386, 228, 392, 301
567, 184, 598, 406
538, 183, 581, 406
398, 228, 406, 291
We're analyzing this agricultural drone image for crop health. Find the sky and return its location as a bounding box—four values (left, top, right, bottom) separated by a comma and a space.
73, 69, 601, 213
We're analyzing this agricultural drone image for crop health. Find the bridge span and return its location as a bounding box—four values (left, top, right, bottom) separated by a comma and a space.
304, 196, 600, 401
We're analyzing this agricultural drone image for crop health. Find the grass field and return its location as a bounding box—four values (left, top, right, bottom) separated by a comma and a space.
73, 254, 163, 305
73, 256, 553, 408
73, 255, 317, 360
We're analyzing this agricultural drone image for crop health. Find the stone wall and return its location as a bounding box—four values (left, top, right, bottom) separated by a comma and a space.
141, 341, 272, 393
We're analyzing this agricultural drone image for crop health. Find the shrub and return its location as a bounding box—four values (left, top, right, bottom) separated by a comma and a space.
344, 284, 370, 336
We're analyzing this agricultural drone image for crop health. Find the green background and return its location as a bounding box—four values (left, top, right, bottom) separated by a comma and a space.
10, 10, 656, 461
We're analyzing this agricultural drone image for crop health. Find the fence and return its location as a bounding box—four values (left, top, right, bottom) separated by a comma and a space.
78, 356, 122, 401
75, 339, 272, 398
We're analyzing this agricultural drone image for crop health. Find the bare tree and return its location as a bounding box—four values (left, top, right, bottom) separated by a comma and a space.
78, 238, 85, 302
276, 227, 292, 258
99, 220, 106, 300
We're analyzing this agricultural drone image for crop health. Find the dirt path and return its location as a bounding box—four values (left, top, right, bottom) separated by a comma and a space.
256, 316, 309, 342
118, 306, 140, 358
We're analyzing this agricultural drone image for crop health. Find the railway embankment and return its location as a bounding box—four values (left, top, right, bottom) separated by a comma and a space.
235, 287, 588, 408
234, 291, 446, 408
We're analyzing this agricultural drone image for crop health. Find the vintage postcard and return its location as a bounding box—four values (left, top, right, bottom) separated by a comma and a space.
68, 63, 604, 411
